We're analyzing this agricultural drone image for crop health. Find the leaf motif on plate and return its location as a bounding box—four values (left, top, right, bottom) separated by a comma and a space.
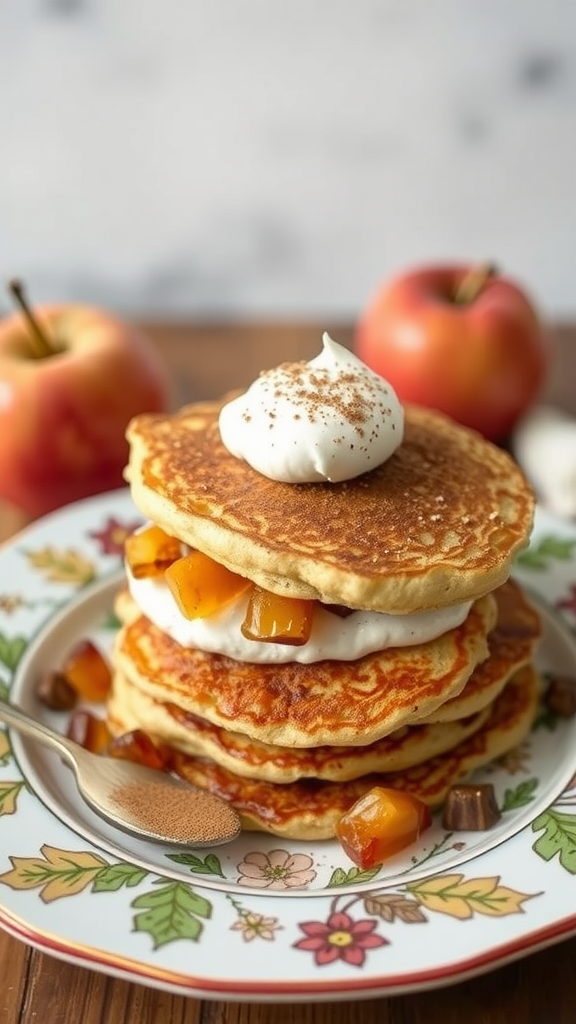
0, 633, 27, 674
405, 873, 538, 919
23, 546, 96, 586
0, 841, 212, 947
327, 864, 382, 888
0, 731, 11, 763
0, 780, 26, 814
501, 778, 539, 811
0, 844, 108, 902
516, 534, 576, 570
531, 808, 576, 874
363, 892, 427, 924
100, 610, 123, 630
92, 862, 149, 892
166, 851, 225, 877
131, 880, 213, 948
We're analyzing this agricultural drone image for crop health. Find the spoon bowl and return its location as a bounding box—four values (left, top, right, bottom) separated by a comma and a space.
0, 698, 242, 847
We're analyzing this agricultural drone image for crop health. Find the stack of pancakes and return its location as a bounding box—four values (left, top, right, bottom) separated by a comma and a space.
108, 398, 541, 840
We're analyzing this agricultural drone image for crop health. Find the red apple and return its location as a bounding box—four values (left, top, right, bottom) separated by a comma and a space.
0, 290, 170, 517
354, 263, 549, 441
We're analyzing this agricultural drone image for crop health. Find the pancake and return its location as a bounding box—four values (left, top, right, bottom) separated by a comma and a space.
125, 400, 534, 615
112, 591, 497, 748
164, 665, 540, 840
114, 356, 539, 845
108, 669, 492, 782
113, 577, 539, 727
419, 578, 541, 723
107, 578, 539, 783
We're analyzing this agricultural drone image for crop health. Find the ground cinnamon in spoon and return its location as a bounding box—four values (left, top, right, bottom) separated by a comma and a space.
110, 779, 241, 845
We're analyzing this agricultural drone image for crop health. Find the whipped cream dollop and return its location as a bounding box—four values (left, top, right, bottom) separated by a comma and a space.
218, 333, 404, 483
128, 569, 471, 665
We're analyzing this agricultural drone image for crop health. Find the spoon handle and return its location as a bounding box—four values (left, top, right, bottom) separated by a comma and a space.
0, 698, 77, 769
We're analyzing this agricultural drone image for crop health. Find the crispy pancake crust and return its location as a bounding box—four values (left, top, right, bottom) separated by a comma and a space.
108, 580, 540, 782
112, 593, 497, 748
125, 401, 534, 613
108, 672, 491, 782
165, 665, 540, 839
419, 578, 541, 722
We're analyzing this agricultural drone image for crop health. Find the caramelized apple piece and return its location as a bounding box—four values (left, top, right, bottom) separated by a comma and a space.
125, 525, 182, 578
107, 729, 166, 770
37, 670, 78, 711
336, 787, 432, 869
66, 709, 111, 754
165, 551, 250, 619
241, 586, 315, 645
61, 640, 112, 702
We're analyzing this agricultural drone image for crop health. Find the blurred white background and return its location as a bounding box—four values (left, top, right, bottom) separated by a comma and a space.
0, 0, 575, 321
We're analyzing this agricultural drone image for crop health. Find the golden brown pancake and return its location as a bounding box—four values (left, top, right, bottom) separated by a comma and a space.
419, 578, 541, 722
164, 665, 540, 839
107, 579, 540, 783
112, 382, 541, 842
108, 670, 491, 783
113, 578, 539, 728
112, 591, 497, 748
125, 400, 534, 614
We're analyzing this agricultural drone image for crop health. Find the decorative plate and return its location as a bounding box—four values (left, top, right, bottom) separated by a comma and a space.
1, 488, 576, 1001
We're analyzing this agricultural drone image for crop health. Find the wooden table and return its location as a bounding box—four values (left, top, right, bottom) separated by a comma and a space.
1, 320, 575, 1024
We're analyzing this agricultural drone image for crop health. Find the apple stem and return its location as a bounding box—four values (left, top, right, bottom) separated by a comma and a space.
453, 263, 497, 305
7, 279, 55, 359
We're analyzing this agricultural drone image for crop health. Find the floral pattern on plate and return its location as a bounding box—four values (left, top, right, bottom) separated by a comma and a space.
0, 488, 576, 999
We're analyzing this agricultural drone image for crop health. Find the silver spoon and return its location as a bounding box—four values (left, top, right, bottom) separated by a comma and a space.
0, 698, 241, 847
